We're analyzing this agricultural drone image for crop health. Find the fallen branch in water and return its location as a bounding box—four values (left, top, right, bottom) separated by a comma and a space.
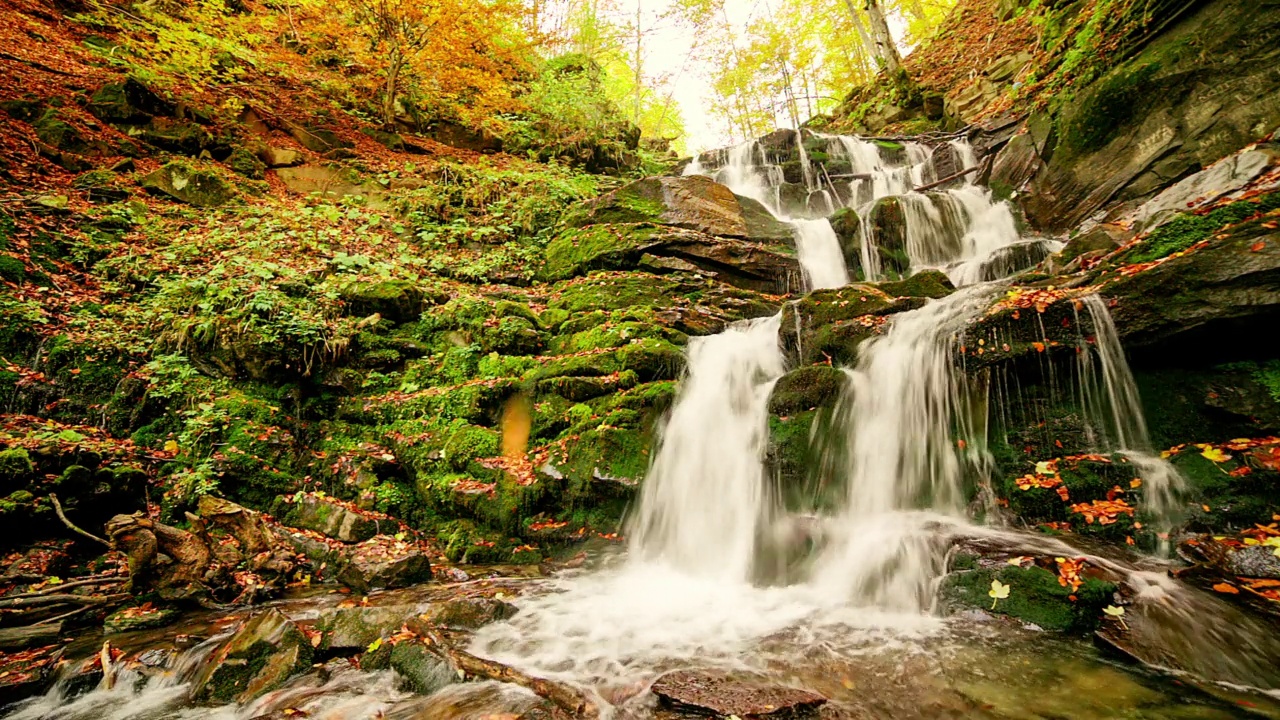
420, 629, 598, 717
0, 591, 128, 610
1, 574, 124, 600
50, 494, 111, 547
913, 164, 980, 192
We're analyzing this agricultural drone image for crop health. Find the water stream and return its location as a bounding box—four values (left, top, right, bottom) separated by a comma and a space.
8, 133, 1277, 719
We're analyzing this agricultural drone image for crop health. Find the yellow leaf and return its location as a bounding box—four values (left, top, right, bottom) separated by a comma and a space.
1103, 605, 1125, 617
164, 440, 180, 454
367, 637, 383, 653
989, 579, 1010, 609
1200, 447, 1231, 463
1034, 460, 1054, 476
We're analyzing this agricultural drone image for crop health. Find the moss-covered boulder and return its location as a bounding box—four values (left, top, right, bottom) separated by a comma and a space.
876, 269, 955, 299
190, 608, 314, 704
420, 596, 518, 629
339, 279, 425, 322
768, 365, 846, 416
778, 284, 915, 365
283, 493, 380, 543
86, 78, 174, 124
140, 162, 235, 207
940, 560, 1117, 632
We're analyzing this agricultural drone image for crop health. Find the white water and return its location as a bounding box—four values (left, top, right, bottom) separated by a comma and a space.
628, 314, 786, 580
470, 132, 1200, 695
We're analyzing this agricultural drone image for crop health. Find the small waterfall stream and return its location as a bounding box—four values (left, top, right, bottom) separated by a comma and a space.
9, 132, 1274, 720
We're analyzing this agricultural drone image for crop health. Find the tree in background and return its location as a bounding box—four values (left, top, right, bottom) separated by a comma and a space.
700, 0, 955, 142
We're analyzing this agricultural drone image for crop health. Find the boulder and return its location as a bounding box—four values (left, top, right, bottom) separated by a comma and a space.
259, 146, 303, 168
1022, 0, 1280, 231
420, 597, 518, 629
335, 536, 433, 592
86, 78, 174, 124
190, 608, 314, 704
543, 223, 800, 294
288, 124, 353, 153
140, 162, 235, 207
650, 669, 826, 718
423, 119, 502, 153
315, 604, 421, 651
1104, 203, 1280, 350
284, 493, 381, 543
570, 175, 792, 243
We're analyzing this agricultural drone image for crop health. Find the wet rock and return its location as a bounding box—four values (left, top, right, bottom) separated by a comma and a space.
140, 162, 235, 207
768, 365, 847, 416
827, 207, 861, 271
284, 493, 381, 543
315, 604, 420, 651
650, 669, 827, 718
335, 536, 433, 592
389, 640, 456, 695
1021, 0, 1280, 231
420, 597, 518, 629
103, 605, 181, 634
876, 269, 955, 299
191, 608, 314, 704
1226, 546, 1280, 579
779, 284, 918, 365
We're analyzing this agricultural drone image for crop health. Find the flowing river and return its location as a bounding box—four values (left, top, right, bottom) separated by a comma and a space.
9, 133, 1280, 720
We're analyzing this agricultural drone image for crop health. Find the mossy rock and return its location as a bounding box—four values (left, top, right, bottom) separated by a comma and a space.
939, 564, 1116, 632
876, 269, 955, 299
0, 256, 26, 283
339, 279, 425, 322
228, 147, 267, 180
34, 109, 89, 154
390, 640, 455, 695
104, 605, 181, 634
360, 128, 406, 151
86, 78, 173, 124
828, 207, 862, 271
0, 448, 34, 493
140, 162, 235, 208
542, 223, 663, 281
191, 608, 314, 704
767, 365, 846, 416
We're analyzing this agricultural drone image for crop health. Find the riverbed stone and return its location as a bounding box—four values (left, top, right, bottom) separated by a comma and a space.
284, 493, 381, 543
190, 608, 314, 704
650, 669, 827, 717
335, 536, 433, 592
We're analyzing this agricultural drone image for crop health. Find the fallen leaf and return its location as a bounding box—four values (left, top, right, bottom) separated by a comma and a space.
1212, 583, 1240, 594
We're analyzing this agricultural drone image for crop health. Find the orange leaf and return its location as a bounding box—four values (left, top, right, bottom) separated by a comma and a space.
1250, 241, 1266, 252
1212, 583, 1240, 594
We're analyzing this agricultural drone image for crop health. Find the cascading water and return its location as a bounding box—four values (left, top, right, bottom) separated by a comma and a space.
628, 314, 786, 580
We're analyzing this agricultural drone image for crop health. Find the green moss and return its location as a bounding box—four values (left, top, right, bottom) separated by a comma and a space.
941, 565, 1115, 632
1059, 62, 1159, 157
542, 223, 660, 280
768, 365, 846, 416
1122, 192, 1280, 264
0, 448, 34, 483
876, 269, 955, 299
0, 256, 26, 283
228, 147, 267, 180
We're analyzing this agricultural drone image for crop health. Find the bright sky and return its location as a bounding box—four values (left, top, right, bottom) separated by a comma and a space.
614, 0, 909, 153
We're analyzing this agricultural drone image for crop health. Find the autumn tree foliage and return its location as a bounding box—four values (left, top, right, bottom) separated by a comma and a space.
334, 0, 532, 127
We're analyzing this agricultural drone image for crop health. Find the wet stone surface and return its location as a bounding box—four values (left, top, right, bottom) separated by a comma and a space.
650, 669, 827, 718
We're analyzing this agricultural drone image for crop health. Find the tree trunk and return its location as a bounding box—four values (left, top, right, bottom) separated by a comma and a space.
384, 46, 402, 127
862, 0, 904, 76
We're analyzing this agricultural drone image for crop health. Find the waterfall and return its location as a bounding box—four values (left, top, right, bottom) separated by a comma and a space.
806, 286, 1001, 610
1075, 294, 1185, 544
628, 314, 786, 580
790, 219, 849, 290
